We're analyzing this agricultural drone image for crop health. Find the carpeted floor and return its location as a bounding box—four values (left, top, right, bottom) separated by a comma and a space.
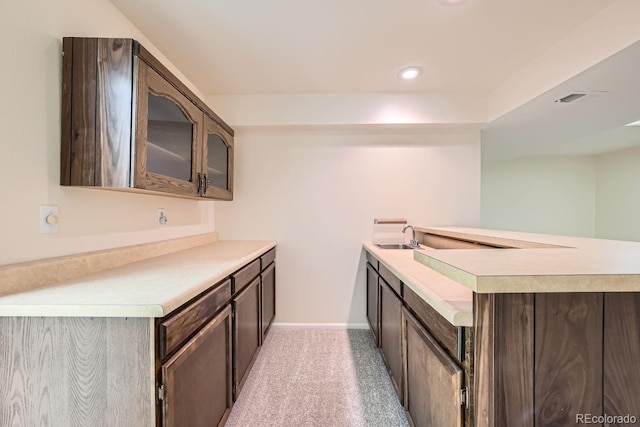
225, 327, 410, 427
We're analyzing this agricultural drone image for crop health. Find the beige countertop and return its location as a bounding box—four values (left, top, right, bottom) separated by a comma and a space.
0, 240, 275, 317
363, 242, 473, 327
414, 226, 640, 293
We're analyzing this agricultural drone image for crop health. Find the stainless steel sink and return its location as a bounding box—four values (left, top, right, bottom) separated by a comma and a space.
374, 243, 419, 250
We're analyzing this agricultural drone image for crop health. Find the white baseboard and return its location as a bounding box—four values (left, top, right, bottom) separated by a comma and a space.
272, 322, 370, 330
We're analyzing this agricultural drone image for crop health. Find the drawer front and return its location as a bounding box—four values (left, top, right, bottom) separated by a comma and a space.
366, 251, 379, 270
404, 285, 460, 362
379, 263, 402, 296
159, 279, 232, 359
233, 259, 260, 294
260, 248, 276, 270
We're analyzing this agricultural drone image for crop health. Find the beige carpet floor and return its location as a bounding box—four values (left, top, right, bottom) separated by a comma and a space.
225, 328, 410, 427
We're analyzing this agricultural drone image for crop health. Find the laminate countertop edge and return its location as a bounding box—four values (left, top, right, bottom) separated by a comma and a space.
413, 226, 640, 293
363, 242, 473, 327
0, 240, 276, 318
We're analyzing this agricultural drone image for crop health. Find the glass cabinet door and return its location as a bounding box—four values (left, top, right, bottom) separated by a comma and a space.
201, 114, 234, 200
135, 61, 202, 196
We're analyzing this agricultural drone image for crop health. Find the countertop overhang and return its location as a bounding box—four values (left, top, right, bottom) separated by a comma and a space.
414, 226, 640, 293
363, 242, 473, 327
0, 240, 276, 317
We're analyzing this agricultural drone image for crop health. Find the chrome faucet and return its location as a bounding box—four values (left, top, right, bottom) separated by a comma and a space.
402, 225, 419, 248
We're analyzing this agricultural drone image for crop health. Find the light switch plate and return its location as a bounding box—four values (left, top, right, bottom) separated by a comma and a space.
40, 205, 59, 234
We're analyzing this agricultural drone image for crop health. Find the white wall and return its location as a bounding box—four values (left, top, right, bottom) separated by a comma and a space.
596, 145, 640, 241
215, 128, 481, 325
481, 156, 597, 237
0, 0, 216, 266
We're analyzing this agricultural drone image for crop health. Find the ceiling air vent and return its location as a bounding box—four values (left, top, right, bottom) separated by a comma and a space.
554, 93, 588, 103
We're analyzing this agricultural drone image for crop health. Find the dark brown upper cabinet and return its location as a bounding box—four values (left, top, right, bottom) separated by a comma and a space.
61, 37, 234, 200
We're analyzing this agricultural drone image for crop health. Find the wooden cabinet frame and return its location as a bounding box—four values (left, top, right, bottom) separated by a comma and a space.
161, 305, 232, 427
135, 61, 202, 197
61, 37, 234, 200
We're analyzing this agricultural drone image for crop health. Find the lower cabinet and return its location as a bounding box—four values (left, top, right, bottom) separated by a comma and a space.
367, 250, 469, 426
160, 305, 232, 427
232, 276, 261, 400
366, 262, 380, 345
0, 247, 276, 427
379, 279, 403, 403
261, 261, 276, 342
403, 308, 463, 427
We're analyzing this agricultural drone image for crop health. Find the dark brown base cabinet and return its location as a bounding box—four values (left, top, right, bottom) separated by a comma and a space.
233, 277, 261, 400
367, 249, 640, 427
160, 306, 232, 427
475, 292, 640, 427
366, 252, 470, 426
156, 248, 276, 426
261, 261, 276, 341
366, 260, 380, 345
380, 279, 403, 403
0, 247, 276, 427
403, 308, 463, 427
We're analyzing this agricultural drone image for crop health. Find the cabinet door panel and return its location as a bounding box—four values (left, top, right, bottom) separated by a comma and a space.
201, 114, 234, 200
161, 305, 232, 427
261, 262, 276, 342
403, 308, 463, 427
233, 277, 261, 400
135, 60, 201, 196
158, 278, 231, 359
380, 280, 403, 404
366, 263, 380, 346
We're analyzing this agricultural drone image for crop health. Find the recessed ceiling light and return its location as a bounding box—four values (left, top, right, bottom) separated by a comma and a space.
399, 66, 422, 80
625, 120, 640, 127
438, 0, 468, 5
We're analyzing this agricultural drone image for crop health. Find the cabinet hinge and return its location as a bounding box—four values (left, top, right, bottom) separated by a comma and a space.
460, 386, 468, 408
158, 384, 165, 401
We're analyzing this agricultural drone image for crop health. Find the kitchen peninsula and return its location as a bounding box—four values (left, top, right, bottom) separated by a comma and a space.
365, 226, 640, 427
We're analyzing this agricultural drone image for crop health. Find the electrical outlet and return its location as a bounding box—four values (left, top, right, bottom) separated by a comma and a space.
158, 208, 168, 225
40, 205, 59, 234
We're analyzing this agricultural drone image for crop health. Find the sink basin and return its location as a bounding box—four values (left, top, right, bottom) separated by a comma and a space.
374, 243, 419, 250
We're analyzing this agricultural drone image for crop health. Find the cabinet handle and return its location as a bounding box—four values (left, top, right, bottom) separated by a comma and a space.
203, 173, 209, 195
197, 172, 203, 195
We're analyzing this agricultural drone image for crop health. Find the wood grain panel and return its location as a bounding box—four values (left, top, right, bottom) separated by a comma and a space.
604, 293, 640, 421
261, 262, 276, 342
260, 248, 276, 270
366, 263, 379, 345
405, 285, 459, 361
380, 280, 404, 403
403, 308, 463, 427
61, 37, 74, 185
0, 317, 153, 426
233, 278, 261, 400
70, 37, 97, 186
158, 279, 231, 359
201, 114, 234, 200
232, 258, 260, 294
135, 62, 201, 196
379, 263, 402, 296
162, 305, 232, 427
495, 293, 534, 427
535, 293, 603, 426
474, 293, 496, 427
95, 38, 133, 187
